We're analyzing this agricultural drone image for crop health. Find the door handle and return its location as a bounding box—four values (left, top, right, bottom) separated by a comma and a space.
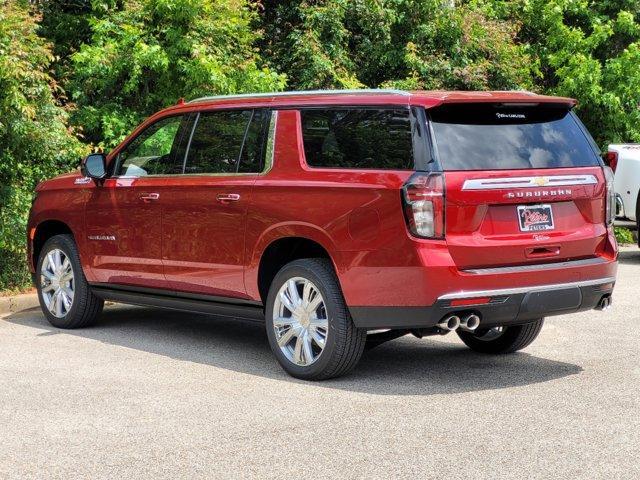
140, 193, 160, 202
216, 193, 241, 203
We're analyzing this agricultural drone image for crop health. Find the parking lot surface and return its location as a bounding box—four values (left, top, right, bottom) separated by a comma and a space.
1, 249, 639, 479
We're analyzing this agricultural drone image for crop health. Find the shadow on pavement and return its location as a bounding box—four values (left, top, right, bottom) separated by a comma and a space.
5, 305, 582, 396
618, 249, 640, 265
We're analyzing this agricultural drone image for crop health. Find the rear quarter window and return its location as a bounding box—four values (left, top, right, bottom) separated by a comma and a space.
300, 108, 414, 170
429, 103, 600, 170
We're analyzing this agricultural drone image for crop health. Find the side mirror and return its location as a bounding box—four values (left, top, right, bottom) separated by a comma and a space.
81, 153, 107, 180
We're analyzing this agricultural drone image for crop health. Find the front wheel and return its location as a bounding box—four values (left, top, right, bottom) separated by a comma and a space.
456, 319, 544, 354
265, 258, 366, 380
36, 234, 103, 329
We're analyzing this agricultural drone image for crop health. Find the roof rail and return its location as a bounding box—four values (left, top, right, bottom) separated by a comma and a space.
187, 89, 411, 104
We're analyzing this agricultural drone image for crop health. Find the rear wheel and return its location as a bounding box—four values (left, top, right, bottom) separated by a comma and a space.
265, 258, 366, 380
456, 319, 544, 354
36, 234, 103, 329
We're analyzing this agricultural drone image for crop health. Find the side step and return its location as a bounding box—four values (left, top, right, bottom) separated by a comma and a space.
91, 285, 265, 322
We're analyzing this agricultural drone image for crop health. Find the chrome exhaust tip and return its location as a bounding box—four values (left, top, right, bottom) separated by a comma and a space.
437, 315, 460, 332
596, 296, 612, 311
460, 314, 481, 332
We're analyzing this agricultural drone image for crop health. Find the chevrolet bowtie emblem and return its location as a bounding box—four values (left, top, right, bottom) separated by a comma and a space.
533, 177, 549, 186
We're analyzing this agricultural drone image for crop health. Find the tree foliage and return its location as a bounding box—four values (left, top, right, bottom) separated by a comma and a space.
0, 0, 86, 291
510, 0, 640, 145
67, 0, 286, 147
258, 0, 535, 91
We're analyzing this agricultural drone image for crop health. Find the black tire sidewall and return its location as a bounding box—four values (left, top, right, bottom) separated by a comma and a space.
265, 260, 347, 379
36, 235, 92, 328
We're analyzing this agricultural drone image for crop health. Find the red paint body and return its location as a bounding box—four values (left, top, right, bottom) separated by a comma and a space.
27, 91, 618, 315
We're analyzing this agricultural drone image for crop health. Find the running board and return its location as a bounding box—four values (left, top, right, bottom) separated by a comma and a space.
91, 285, 265, 322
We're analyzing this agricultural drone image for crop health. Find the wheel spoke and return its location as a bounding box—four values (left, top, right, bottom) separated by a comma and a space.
273, 316, 294, 328
46, 252, 56, 271
277, 327, 296, 347
61, 258, 71, 274
61, 291, 72, 311
47, 291, 57, 314
302, 281, 313, 305
54, 291, 64, 316
310, 328, 326, 349
287, 279, 301, 307
293, 334, 304, 364
309, 317, 328, 329
42, 270, 55, 282
302, 332, 314, 363
279, 290, 296, 313
306, 295, 323, 314
41, 282, 56, 293
53, 249, 63, 269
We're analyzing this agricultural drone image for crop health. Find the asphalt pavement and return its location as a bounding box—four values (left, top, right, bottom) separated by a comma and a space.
1, 249, 639, 479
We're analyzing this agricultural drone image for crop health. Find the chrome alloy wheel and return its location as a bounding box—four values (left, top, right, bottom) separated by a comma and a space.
272, 277, 328, 367
40, 248, 74, 318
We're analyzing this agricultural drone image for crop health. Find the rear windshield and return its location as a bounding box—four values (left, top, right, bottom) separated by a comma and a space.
429, 104, 600, 170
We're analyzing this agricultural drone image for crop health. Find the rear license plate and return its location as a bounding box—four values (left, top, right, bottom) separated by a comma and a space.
517, 204, 554, 232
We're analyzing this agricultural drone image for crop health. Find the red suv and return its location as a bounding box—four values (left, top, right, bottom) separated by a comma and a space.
27, 90, 618, 379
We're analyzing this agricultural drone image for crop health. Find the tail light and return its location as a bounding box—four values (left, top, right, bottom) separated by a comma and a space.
603, 166, 615, 226
401, 172, 445, 239
604, 151, 618, 173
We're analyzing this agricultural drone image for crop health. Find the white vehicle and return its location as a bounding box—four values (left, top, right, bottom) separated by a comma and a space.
607, 144, 640, 240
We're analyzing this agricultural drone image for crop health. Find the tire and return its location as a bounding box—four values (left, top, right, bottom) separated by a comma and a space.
36, 234, 103, 329
456, 319, 544, 354
264, 258, 366, 380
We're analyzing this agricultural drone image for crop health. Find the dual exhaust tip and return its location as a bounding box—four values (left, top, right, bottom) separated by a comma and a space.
437, 313, 480, 332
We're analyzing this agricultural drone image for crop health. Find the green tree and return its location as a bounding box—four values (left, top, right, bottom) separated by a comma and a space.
0, 0, 86, 291
257, 0, 535, 91
508, 0, 640, 146
68, 0, 286, 148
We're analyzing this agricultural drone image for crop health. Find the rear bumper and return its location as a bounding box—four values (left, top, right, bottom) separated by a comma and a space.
349, 276, 616, 330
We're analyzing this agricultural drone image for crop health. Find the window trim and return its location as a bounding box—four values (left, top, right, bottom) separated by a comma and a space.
298, 105, 419, 172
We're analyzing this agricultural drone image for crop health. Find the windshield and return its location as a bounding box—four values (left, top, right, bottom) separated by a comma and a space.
429, 103, 600, 170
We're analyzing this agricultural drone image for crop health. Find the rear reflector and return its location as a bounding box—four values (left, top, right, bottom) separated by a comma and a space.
449, 297, 491, 307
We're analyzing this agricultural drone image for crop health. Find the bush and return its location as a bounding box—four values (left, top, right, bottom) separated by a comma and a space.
0, 0, 86, 292
614, 226, 635, 245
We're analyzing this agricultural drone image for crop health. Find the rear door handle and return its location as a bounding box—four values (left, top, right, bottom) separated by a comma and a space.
140, 193, 160, 202
216, 193, 241, 203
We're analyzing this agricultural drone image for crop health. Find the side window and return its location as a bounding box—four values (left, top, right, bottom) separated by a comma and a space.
184, 110, 252, 174
300, 108, 414, 170
238, 110, 270, 173
116, 116, 185, 176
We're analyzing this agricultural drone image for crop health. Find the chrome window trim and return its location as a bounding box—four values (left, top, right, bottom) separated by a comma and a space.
437, 277, 616, 301
462, 174, 598, 190
262, 110, 278, 175
462, 257, 607, 275
182, 112, 199, 173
